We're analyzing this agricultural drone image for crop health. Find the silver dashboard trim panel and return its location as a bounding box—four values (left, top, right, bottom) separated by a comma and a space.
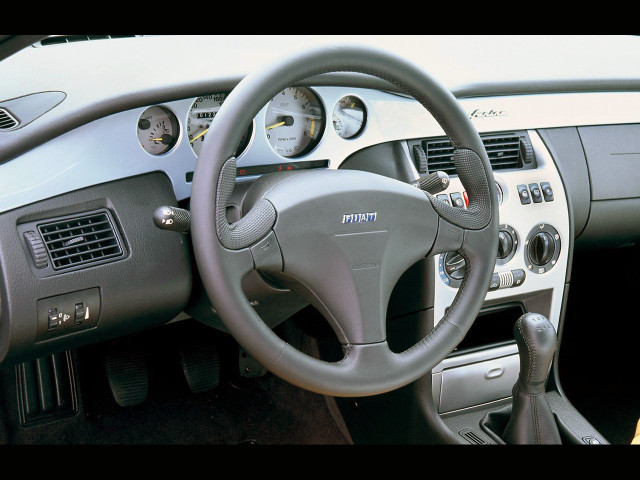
0, 89, 638, 214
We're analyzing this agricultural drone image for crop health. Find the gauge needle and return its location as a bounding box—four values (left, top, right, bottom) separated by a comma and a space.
189, 128, 208, 143
266, 116, 294, 130
151, 138, 163, 141
270, 108, 322, 120
266, 121, 285, 130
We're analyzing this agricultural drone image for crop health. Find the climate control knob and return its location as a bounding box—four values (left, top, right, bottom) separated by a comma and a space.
529, 232, 555, 266
497, 230, 514, 259
525, 224, 561, 274
496, 224, 518, 265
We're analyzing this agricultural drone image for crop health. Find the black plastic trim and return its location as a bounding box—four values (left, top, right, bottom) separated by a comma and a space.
0, 172, 192, 366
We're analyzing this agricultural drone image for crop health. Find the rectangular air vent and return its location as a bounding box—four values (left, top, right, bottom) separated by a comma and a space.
420, 132, 534, 175
38, 210, 124, 271
0, 108, 18, 129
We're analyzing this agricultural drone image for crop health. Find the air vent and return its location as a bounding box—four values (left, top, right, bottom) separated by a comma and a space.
420, 131, 534, 175
38, 210, 124, 271
35, 35, 143, 47
0, 108, 18, 129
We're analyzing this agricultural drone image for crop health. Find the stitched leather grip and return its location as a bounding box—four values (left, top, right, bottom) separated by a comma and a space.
426, 148, 492, 230
215, 157, 276, 249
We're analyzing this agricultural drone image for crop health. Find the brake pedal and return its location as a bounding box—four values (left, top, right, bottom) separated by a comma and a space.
178, 337, 220, 393
104, 350, 148, 407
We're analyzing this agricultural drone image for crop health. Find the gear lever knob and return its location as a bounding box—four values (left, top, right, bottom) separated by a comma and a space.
513, 312, 557, 393
502, 313, 562, 444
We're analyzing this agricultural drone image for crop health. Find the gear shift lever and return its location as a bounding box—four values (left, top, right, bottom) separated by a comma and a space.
502, 312, 562, 444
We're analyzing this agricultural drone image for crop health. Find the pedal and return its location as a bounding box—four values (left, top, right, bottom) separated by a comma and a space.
178, 337, 220, 393
104, 350, 148, 407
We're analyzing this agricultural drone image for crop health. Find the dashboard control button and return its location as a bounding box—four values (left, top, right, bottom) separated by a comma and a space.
74, 303, 85, 325
23, 230, 48, 269
540, 182, 554, 202
529, 183, 543, 203
48, 308, 58, 331
498, 271, 515, 289
489, 273, 500, 291
511, 269, 526, 287
436, 194, 451, 206
517, 185, 531, 205
450, 192, 464, 208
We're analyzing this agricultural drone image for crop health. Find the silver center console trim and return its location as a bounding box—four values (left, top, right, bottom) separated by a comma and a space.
431, 130, 569, 413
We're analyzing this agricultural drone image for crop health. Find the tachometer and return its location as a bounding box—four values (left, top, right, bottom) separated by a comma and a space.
137, 106, 179, 155
264, 87, 324, 157
187, 93, 252, 157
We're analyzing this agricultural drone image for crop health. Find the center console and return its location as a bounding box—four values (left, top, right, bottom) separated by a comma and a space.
409, 128, 607, 444
426, 130, 570, 416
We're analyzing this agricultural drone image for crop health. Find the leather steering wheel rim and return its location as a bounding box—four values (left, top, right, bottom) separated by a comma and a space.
190, 45, 498, 397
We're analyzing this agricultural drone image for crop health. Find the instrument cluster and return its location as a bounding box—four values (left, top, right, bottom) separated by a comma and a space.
135, 87, 368, 162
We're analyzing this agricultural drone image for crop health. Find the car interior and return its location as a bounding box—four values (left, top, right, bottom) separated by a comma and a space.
0, 34, 639, 445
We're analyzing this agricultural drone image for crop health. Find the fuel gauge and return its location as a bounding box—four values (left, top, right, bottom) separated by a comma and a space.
137, 106, 180, 155
332, 95, 366, 139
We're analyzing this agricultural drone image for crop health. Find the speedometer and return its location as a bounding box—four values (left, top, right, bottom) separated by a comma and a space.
187, 93, 252, 157
264, 87, 324, 157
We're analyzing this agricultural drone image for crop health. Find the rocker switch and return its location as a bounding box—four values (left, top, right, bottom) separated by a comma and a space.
74, 303, 85, 325
47, 308, 58, 331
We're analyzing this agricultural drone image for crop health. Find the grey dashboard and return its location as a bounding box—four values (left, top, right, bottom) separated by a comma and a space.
1, 35, 640, 372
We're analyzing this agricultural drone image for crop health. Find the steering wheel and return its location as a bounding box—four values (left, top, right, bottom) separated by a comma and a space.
190, 45, 498, 397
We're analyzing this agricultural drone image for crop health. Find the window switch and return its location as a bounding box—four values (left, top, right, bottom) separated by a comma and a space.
517, 185, 531, 205
540, 182, 554, 202
529, 183, 543, 203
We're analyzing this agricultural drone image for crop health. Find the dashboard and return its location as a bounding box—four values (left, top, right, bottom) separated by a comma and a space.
1, 36, 640, 433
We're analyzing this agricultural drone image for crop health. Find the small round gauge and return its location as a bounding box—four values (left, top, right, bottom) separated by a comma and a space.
333, 95, 366, 139
264, 87, 325, 157
137, 106, 179, 155
187, 93, 253, 158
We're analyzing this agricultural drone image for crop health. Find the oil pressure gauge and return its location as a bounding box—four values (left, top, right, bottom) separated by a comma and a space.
333, 95, 366, 139
137, 106, 179, 155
